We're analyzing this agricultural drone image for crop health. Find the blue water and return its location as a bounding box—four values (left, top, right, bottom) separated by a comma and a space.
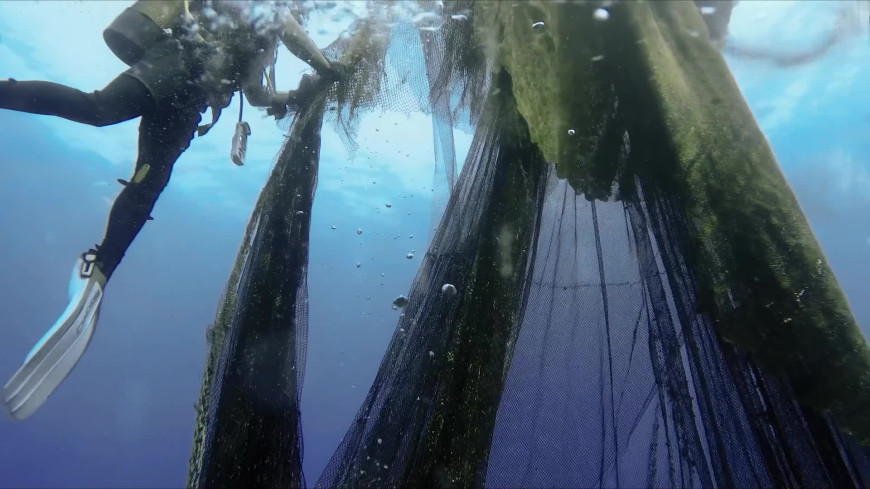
0, 1, 867, 487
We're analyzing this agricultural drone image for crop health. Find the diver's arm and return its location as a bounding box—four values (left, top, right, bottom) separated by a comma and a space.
245, 73, 324, 120
239, 42, 286, 108
278, 13, 334, 75
241, 73, 288, 108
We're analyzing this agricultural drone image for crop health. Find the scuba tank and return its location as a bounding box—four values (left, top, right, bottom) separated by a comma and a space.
103, 0, 187, 66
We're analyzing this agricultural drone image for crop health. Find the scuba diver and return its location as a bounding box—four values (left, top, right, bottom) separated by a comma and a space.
0, 0, 341, 420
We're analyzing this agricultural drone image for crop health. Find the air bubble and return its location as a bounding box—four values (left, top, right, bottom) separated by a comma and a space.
532, 21, 545, 29
406, 253, 414, 259
357, 228, 363, 235
441, 284, 457, 296
593, 8, 609, 21
700, 6, 716, 15
568, 129, 576, 136
385, 203, 392, 208
591, 55, 605, 62
429, 351, 435, 357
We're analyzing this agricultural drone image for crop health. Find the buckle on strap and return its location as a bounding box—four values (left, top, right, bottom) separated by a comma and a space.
80, 251, 98, 278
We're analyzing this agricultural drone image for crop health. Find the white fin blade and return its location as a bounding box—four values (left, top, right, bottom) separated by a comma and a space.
3, 264, 103, 419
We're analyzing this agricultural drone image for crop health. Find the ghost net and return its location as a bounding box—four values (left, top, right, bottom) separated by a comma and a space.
188, 2, 870, 488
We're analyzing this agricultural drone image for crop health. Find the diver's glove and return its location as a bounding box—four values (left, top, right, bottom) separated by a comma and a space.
265, 73, 325, 120
266, 95, 290, 120
319, 60, 350, 82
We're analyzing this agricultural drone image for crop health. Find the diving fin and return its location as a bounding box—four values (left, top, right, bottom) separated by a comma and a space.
2, 253, 105, 420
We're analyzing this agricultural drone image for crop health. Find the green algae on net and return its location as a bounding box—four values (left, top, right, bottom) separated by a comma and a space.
473, 0, 870, 442
186, 6, 870, 487
187, 88, 329, 488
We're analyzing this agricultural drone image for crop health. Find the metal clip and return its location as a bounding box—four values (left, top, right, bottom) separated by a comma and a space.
230, 121, 252, 166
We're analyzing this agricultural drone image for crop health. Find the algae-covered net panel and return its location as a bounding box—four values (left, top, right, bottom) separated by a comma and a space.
314, 74, 548, 489
186, 1, 870, 488
486, 170, 870, 489
187, 91, 327, 489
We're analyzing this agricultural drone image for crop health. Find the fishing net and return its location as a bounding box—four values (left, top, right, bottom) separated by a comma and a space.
188, 3, 487, 487
278, 0, 490, 158
187, 90, 327, 489
187, 1, 870, 488
314, 72, 547, 489
484, 169, 870, 489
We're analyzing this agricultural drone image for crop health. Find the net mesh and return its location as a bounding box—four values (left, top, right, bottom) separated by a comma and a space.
187, 1, 870, 488
187, 90, 327, 489
484, 168, 870, 489
277, 0, 490, 156
314, 72, 546, 489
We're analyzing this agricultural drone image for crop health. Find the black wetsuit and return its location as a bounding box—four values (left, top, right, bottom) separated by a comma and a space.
0, 38, 216, 280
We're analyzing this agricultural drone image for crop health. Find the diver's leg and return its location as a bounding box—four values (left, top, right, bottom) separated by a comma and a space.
91, 107, 202, 280
0, 74, 153, 127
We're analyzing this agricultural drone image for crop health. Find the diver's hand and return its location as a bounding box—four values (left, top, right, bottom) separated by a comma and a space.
287, 74, 318, 109
265, 78, 313, 120
266, 95, 289, 120
266, 72, 335, 120
320, 61, 349, 82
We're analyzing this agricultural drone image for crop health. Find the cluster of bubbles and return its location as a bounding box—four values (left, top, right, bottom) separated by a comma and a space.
297, 0, 369, 26
290, 0, 453, 39
194, 0, 300, 38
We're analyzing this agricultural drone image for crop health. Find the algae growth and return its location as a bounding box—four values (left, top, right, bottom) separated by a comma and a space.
187, 88, 328, 488
472, 0, 869, 441
187, 4, 869, 481
473, 0, 621, 199
610, 0, 868, 440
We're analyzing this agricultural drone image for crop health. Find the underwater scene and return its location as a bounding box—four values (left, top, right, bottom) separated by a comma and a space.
0, 1, 869, 487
